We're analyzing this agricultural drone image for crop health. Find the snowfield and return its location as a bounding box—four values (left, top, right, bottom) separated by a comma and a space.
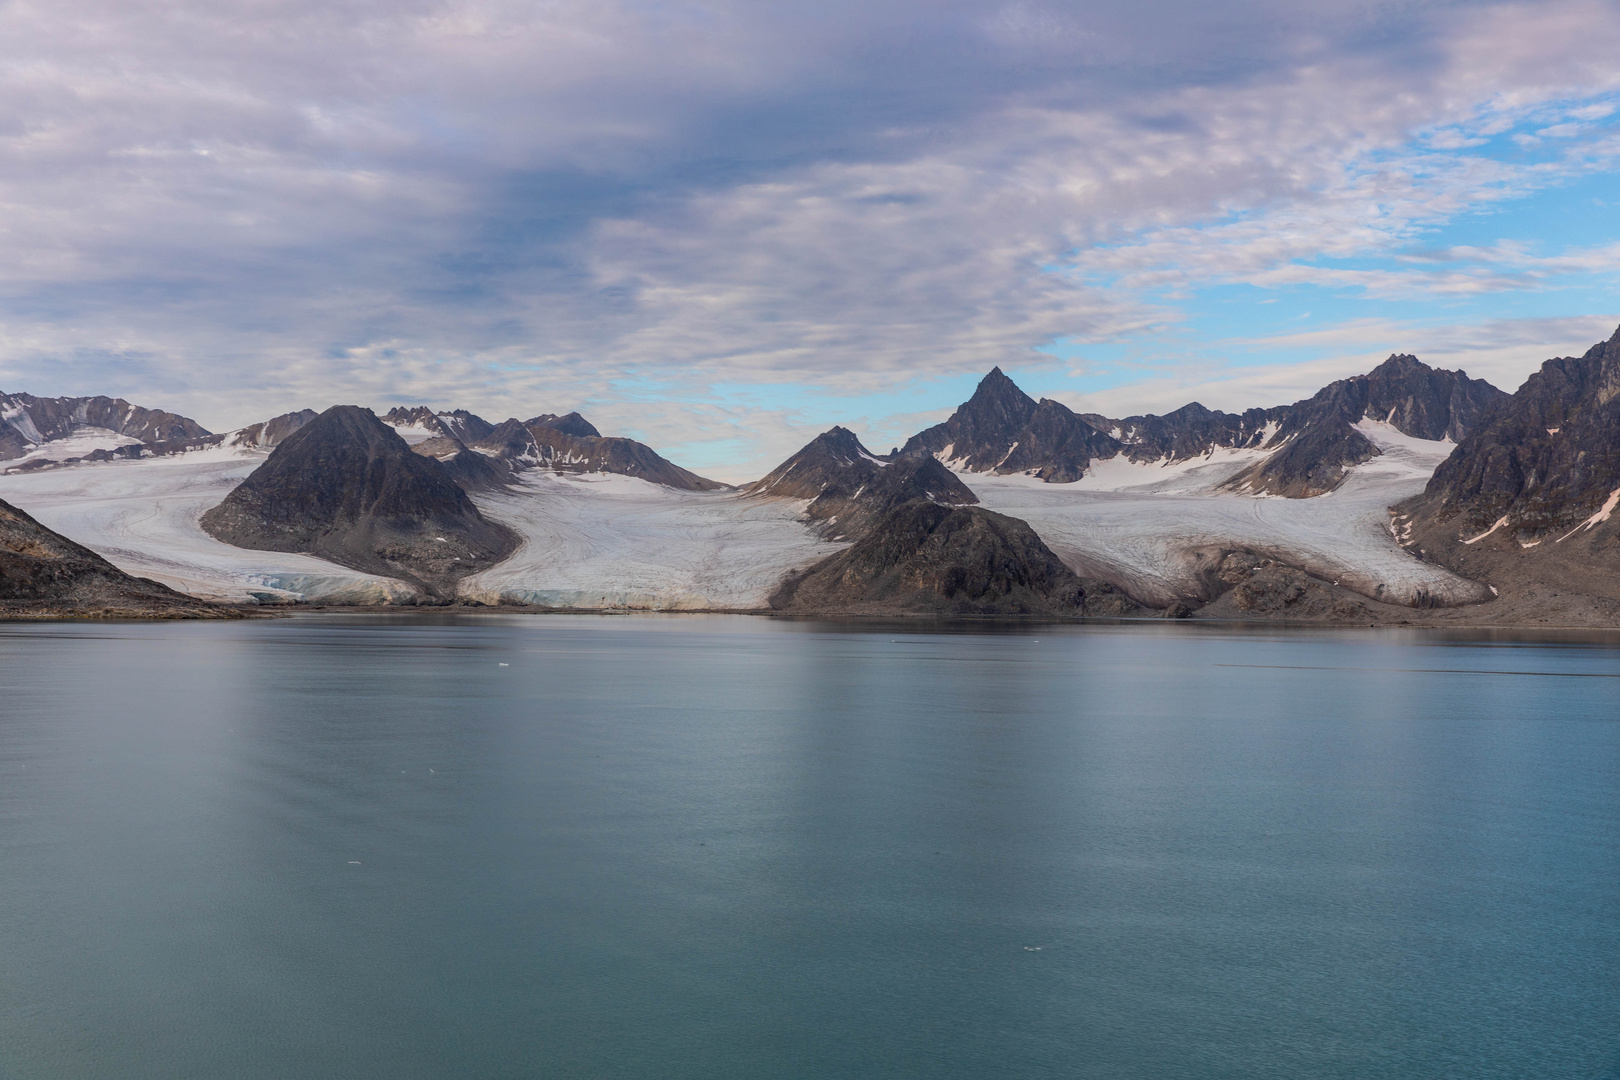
7, 427, 145, 468
967, 419, 1489, 607
0, 448, 416, 604
0, 416, 1484, 612
459, 471, 839, 609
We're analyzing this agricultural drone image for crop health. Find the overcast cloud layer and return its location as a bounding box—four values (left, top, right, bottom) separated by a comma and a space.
5, 0, 1620, 479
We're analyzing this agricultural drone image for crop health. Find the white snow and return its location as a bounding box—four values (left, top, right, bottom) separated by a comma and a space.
965, 419, 1486, 607
1557, 485, 1620, 542
387, 423, 441, 446
3, 427, 143, 467
1462, 517, 1509, 545
2, 402, 46, 445
1060, 444, 1272, 494
0, 448, 416, 604
459, 471, 840, 609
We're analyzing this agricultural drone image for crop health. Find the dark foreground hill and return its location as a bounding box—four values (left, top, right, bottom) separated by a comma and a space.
770, 500, 1143, 617
1, 498, 238, 618
201, 406, 519, 597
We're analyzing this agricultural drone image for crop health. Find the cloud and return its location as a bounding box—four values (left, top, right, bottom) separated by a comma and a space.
2, 0, 1620, 473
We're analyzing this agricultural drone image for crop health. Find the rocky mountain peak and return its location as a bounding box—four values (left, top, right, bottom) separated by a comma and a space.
898, 367, 1115, 480
527, 411, 601, 439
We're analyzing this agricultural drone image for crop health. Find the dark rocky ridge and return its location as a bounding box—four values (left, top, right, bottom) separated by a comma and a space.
1224, 355, 1507, 497
749, 426, 978, 539
1, 497, 237, 618
1083, 402, 1282, 464
769, 499, 1143, 616
200, 406, 519, 597
467, 418, 724, 491
383, 407, 496, 444
902, 356, 1502, 496
1, 392, 210, 461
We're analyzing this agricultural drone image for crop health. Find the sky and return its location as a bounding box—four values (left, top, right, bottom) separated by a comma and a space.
4, 0, 1620, 481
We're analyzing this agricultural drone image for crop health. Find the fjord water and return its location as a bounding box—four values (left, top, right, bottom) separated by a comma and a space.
1, 617, 1617, 1080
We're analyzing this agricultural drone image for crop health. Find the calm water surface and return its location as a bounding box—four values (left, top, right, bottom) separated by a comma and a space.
0, 614, 1617, 1079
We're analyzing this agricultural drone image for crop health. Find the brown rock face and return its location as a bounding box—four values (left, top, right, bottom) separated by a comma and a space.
0, 498, 235, 618
770, 499, 1142, 617
200, 405, 518, 597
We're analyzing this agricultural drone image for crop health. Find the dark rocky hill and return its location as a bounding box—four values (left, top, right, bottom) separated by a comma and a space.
200, 405, 519, 597
1, 497, 237, 618
749, 426, 978, 539
995, 397, 1126, 482
1406, 327, 1620, 539
1, 392, 210, 460
769, 499, 1142, 616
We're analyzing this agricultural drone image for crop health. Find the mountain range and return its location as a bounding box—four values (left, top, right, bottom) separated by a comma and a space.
3, 329, 1618, 624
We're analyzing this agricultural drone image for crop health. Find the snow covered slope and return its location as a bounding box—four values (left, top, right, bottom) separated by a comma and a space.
0, 449, 416, 604
459, 471, 839, 609
968, 420, 1488, 607
4, 427, 145, 468
0, 414, 1480, 614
